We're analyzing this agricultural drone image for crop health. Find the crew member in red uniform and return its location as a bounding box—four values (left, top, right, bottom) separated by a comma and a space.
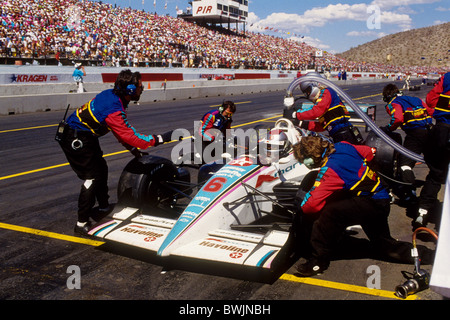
381, 83, 433, 203
58, 69, 173, 235
292, 77, 362, 144
415, 72, 450, 229
292, 136, 413, 276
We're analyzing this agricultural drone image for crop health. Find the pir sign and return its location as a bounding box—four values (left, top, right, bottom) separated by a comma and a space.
192, 0, 248, 18
195, 5, 213, 15
193, 0, 216, 17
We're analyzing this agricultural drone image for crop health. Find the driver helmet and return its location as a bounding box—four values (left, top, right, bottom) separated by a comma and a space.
261, 129, 291, 161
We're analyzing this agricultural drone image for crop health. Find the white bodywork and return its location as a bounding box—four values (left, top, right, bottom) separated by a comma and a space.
89, 119, 310, 269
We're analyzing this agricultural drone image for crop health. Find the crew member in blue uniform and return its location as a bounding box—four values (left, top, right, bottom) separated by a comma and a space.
58, 69, 172, 235
414, 72, 450, 229
381, 83, 433, 203
292, 136, 413, 277
292, 78, 362, 144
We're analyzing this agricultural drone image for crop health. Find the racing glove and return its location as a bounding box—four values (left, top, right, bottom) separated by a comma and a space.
379, 125, 391, 133
290, 111, 309, 130
154, 130, 174, 146
299, 120, 311, 130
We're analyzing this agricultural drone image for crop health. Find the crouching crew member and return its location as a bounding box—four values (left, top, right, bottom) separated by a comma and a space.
57, 69, 172, 235
198, 100, 236, 162
292, 136, 413, 277
381, 83, 433, 203
415, 72, 450, 229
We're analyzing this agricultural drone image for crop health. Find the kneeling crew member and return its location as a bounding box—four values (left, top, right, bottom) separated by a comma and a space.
198, 100, 236, 162
58, 69, 172, 235
292, 136, 412, 276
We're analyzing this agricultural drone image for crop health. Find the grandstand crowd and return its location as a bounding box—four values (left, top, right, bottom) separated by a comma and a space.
0, 0, 447, 74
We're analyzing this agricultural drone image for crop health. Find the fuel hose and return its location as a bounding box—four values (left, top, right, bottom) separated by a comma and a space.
284, 73, 425, 163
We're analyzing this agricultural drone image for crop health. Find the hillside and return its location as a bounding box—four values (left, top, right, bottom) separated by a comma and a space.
337, 22, 449, 69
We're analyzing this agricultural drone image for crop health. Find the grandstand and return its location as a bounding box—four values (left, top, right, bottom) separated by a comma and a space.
0, 0, 447, 74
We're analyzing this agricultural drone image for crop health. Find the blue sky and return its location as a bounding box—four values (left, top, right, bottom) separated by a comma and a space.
102, 0, 449, 53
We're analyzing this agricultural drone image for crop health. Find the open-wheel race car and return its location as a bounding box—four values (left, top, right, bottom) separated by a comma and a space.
88, 117, 317, 281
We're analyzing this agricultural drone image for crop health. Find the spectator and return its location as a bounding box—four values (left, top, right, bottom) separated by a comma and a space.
72, 63, 86, 93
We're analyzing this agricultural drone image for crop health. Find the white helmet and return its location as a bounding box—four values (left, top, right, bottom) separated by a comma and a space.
261, 129, 291, 161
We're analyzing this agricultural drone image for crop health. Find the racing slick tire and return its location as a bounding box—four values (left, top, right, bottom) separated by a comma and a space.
117, 155, 181, 210
272, 170, 319, 218
293, 170, 319, 212
364, 130, 402, 182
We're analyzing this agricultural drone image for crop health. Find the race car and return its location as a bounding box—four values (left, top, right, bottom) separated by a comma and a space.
88, 118, 316, 281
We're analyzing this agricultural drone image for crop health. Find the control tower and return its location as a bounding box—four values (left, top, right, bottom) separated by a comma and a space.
178, 0, 248, 34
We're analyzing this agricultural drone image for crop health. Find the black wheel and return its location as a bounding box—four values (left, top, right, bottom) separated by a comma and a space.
364, 130, 402, 182
292, 170, 319, 213
117, 155, 178, 209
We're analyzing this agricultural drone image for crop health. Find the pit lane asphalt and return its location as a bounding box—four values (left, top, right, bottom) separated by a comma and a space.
0, 79, 445, 306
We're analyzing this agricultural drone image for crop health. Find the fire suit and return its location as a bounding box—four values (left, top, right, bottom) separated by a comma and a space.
384, 95, 433, 196
59, 89, 160, 223
295, 87, 360, 144
419, 72, 450, 216
199, 109, 232, 143
198, 109, 233, 162
299, 142, 410, 263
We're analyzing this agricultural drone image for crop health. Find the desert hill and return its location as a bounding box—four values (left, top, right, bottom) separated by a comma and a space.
337, 22, 449, 69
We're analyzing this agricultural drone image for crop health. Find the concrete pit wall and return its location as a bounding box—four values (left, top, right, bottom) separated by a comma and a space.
0, 66, 417, 115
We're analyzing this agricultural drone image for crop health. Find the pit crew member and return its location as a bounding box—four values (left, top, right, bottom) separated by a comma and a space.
197, 100, 236, 162
381, 83, 433, 203
292, 78, 362, 144
292, 136, 413, 276
415, 72, 450, 229
58, 69, 172, 235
